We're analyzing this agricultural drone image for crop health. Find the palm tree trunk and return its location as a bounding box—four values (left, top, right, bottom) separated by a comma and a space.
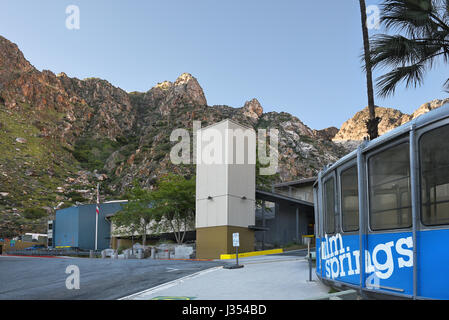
359, 0, 379, 140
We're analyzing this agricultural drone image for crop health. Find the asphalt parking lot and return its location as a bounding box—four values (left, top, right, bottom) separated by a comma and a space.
0, 255, 224, 300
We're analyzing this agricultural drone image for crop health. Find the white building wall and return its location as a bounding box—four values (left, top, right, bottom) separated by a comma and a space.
196, 119, 256, 229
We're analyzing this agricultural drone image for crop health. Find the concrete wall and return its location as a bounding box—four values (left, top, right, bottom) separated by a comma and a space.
196, 226, 254, 259
226, 120, 256, 228
196, 120, 256, 229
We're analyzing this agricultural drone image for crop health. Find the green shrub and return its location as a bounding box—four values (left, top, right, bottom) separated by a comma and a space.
59, 202, 73, 209
23, 207, 47, 220
65, 191, 85, 203
72, 137, 121, 171
153, 151, 165, 161
117, 246, 129, 254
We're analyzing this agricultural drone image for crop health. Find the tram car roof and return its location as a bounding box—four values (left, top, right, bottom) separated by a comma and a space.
316, 102, 449, 181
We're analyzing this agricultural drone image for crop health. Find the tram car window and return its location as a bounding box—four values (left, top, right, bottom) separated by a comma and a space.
340, 166, 359, 232
368, 143, 412, 230
420, 124, 449, 226
313, 186, 321, 237
324, 177, 335, 234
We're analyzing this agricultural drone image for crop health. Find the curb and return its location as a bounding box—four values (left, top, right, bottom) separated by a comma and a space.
220, 248, 283, 260
156, 258, 214, 262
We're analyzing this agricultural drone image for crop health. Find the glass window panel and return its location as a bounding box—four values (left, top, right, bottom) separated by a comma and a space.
324, 178, 335, 234
341, 166, 359, 232
420, 124, 449, 226
369, 143, 412, 230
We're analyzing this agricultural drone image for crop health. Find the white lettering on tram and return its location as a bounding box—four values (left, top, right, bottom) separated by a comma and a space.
320, 234, 413, 280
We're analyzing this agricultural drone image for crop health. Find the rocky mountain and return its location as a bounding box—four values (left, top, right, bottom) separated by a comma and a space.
0, 35, 348, 236
1, 34, 447, 236
333, 99, 449, 143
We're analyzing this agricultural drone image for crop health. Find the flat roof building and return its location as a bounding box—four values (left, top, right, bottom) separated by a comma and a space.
273, 177, 317, 203
51, 201, 126, 250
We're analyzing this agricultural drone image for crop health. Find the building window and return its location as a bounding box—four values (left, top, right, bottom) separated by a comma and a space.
341, 166, 359, 232
324, 177, 335, 234
369, 142, 412, 230
420, 124, 449, 226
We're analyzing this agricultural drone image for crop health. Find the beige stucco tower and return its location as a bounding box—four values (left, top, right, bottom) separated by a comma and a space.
195, 119, 256, 259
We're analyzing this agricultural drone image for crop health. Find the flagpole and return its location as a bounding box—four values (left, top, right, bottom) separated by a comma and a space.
95, 183, 99, 251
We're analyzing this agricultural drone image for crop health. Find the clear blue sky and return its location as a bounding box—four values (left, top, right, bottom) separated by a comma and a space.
1, 0, 448, 130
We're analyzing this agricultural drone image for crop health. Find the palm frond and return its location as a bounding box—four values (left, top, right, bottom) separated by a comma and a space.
367, 0, 449, 95
370, 35, 423, 68
445, 0, 449, 18
376, 63, 426, 97
380, 0, 449, 37
444, 77, 449, 91
371, 34, 445, 67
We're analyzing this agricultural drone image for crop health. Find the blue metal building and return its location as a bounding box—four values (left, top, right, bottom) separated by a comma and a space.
52, 201, 126, 250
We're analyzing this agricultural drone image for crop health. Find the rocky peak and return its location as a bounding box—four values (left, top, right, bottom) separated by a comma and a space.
56, 72, 68, 78
411, 98, 449, 119
154, 80, 172, 90
0, 36, 36, 88
0, 36, 35, 74
333, 106, 410, 141
242, 98, 263, 119
146, 73, 207, 116
173, 73, 207, 106
333, 98, 449, 145
313, 127, 339, 141
174, 72, 195, 85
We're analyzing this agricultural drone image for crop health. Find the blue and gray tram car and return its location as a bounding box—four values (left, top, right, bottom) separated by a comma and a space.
313, 103, 449, 299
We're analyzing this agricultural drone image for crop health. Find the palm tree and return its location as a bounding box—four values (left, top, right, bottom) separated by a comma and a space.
359, 0, 381, 140
370, 0, 449, 97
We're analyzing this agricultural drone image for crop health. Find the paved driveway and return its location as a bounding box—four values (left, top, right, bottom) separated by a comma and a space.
124, 253, 330, 300
0, 255, 224, 300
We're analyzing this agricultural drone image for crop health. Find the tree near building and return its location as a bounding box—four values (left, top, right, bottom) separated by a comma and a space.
256, 154, 279, 192
111, 181, 155, 247
151, 174, 195, 245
